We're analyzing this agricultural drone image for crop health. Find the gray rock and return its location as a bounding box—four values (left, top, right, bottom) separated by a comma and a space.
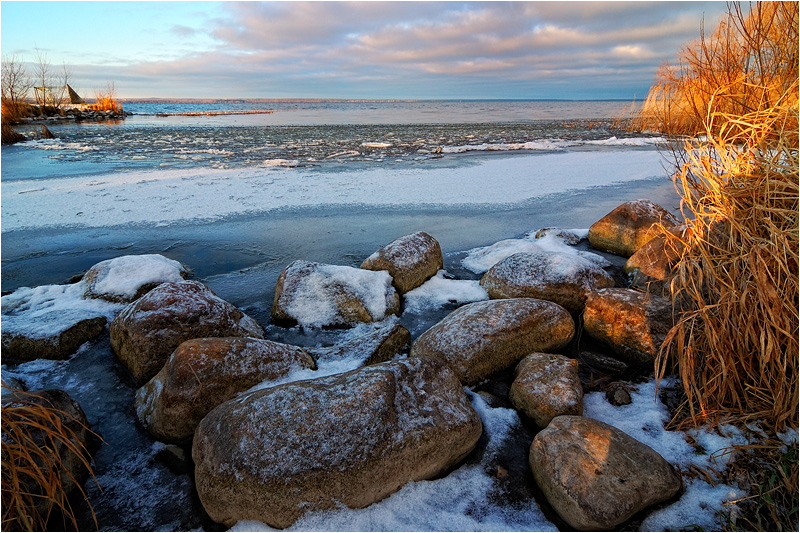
509, 353, 583, 427
530, 415, 682, 530
136, 337, 316, 444
1, 312, 106, 363
272, 260, 400, 327
361, 232, 443, 294
110, 280, 264, 385
83, 254, 188, 303
410, 298, 575, 385
309, 323, 410, 366
192, 357, 482, 528
480, 251, 614, 313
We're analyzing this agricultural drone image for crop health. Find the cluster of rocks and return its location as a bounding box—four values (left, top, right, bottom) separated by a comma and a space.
2, 200, 688, 530
24, 105, 132, 123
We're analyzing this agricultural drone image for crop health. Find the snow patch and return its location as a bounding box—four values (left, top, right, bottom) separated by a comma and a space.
403, 270, 488, 314
87, 254, 185, 300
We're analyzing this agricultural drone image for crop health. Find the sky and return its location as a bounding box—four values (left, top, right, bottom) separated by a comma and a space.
0, 1, 731, 100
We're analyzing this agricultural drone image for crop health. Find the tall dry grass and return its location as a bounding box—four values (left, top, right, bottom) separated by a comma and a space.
645, 2, 799, 432
1, 385, 99, 531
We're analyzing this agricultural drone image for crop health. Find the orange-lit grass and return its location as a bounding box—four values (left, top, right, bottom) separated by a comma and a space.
1, 384, 100, 531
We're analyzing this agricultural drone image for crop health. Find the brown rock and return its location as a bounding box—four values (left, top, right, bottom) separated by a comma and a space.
361, 232, 443, 294
409, 298, 575, 385
110, 280, 264, 385
530, 416, 681, 530
192, 357, 482, 528
271, 260, 400, 327
588, 200, 679, 257
625, 226, 688, 293
480, 251, 614, 313
135, 337, 316, 444
583, 288, 672, 365
509, 353, 583, 427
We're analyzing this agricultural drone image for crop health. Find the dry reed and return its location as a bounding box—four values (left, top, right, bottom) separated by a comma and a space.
644, 2, 799, 432
1, 384, 99, 531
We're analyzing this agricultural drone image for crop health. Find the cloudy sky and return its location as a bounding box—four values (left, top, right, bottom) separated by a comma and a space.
1, 1, 730, 100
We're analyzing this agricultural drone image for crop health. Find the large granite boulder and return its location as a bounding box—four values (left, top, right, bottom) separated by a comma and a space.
192, 357, 482, 528
588, 200, 679, 257
83, 254, 188, 303
2, 389, 94, 526
509, 353, 583, 427
530, 416, 681, 530
271, 260, 400, 327
308, 323, 410, 366
583, 288, 672, 365
360, 232, 443, 294
410, 298, 574, 385
135, 337, 316, 444
480, 251, 614, 313
110, 280, 264, 385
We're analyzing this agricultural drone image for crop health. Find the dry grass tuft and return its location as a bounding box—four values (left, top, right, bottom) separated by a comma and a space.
1, 384, 100, 531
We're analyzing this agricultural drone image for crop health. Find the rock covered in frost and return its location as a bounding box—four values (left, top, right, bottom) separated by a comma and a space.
360, 232, 443, 294
271, 260, 400, 327
509, 353, 583, 427
1, 282, 121, 363
308, 322, 410, 366
83, 254, 188, 302
135, 337, 316, 444
410, 298, 575, 385
530, 416, 681, 530
110, 280, 264, 385
624, 226, 688, 293
588, 200, 679, 257
534, 227, 585, 245
480, 251, 614, 313
583, 288, 672, 365
192, 357, 482, 528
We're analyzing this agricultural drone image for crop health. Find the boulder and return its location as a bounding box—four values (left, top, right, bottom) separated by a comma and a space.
588, 200, 679, 257
135, 337, 316, 444
509, 353, 583, 427
480, 251, 614, 313
360, 232, 443, 294
534, 227, 584, 245
308, 323, 410, 366
83, 254, 188, 303
578, 351, 628, 374
624, 227, 688, 293
2, 389, 93, 524
410, 298, 575, 385
192, 357, 482, 528
583, 288, 672, 365
1, 313, 106, 363
110, 280, 264, 385
530, 416, 681, 530
271, 260, 400, 327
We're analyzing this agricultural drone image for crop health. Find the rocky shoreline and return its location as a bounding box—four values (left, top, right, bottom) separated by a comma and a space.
1, 199, 736, 531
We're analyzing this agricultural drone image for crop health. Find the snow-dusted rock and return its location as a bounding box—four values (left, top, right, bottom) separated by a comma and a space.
1, 282, 121, 362
271, 260, 400, 327
530, 415, 681, 530
192, 357, 482, 529
360, 232, 443, 294
135, 337, 316, 444
110, 280, 264, 385
83, 254, 188, 303
2, 389, 93, 520
308, 323, 410, 366
588, 200, 679, 257
583, 288, 672, 365
480, 251, 614, 313
509, 353, 583, 427
410, 298, 575, 385
533, 227, 585, 245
